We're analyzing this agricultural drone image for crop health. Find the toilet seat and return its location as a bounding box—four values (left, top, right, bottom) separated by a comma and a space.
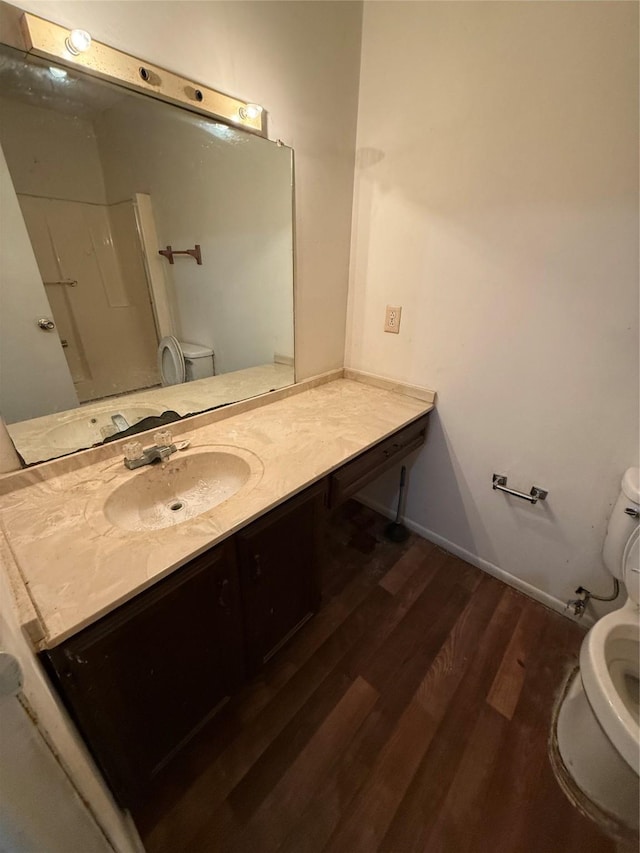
580, 529, 640, 775
580, 598, 640, 775
158, 336, 185, 386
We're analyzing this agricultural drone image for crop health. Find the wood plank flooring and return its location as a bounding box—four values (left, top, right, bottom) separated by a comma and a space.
134, 502, 619, 853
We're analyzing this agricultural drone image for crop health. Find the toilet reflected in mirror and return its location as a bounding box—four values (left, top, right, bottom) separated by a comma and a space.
157, 337, 215, 386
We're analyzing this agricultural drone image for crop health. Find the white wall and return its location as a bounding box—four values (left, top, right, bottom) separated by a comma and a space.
347, 1, 639, 615
14, 0, 363, 380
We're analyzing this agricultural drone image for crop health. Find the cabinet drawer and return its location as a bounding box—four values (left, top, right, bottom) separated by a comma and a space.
328, 414, 429, 508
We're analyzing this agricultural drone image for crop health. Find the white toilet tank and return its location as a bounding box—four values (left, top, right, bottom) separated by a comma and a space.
180, 342, 214, 381
623, 528, 640, 604
603, 467, 640, 582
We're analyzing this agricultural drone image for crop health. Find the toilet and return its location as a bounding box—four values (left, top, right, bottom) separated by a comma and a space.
555, 467, 640, 832
157, 336, 214, 386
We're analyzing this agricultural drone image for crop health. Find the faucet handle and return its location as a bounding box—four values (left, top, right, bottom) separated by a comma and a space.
153, 429, 172, 447
123, 440, 144, 461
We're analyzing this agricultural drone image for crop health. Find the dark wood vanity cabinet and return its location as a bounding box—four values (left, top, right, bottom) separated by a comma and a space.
236, 481, 326, 674
38, 415, 429, 807
41, 539, 243, 806
40, 483, 326, 805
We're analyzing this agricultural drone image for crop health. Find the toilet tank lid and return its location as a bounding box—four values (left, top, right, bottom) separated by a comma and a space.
179, 341, 214, 359
621, 467, 640, 504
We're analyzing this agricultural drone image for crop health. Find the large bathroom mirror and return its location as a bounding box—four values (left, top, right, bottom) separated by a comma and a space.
0, 38, 294, 465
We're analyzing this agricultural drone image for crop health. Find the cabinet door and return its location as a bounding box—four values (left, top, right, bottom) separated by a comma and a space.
237, 482, 325, 674
42, 540, 243, 806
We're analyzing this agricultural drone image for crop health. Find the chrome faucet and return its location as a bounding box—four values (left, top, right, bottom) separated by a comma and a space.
123, 432, 189, 469
111, 413, 130, 432
124, 441, 177, 469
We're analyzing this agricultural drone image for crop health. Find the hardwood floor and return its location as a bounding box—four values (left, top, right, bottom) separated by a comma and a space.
134, 502, 619, 853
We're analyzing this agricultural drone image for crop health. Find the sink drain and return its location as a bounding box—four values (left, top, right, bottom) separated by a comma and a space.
169, 501, 184, 512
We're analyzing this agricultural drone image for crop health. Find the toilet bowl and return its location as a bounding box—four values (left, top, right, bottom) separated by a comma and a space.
555, 468, 640, 833
157, 336, 214, 386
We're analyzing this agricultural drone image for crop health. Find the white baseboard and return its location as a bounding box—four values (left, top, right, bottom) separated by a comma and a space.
357, 495, 592, 629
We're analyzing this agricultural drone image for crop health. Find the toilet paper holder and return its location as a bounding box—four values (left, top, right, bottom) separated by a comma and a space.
492, 474, 548, 505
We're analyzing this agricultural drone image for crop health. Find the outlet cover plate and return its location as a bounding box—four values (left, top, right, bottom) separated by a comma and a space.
384, 305, 402, 334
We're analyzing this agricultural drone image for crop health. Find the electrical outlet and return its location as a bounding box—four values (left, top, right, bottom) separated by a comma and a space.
384, 305, 402, 334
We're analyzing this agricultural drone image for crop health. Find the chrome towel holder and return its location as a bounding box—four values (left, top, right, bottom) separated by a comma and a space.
492, 474, 548, 505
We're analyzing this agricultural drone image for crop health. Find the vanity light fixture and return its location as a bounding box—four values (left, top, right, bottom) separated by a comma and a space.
18, 11, 266, 135
64, 28, 91, 56
239, 103, 263, 121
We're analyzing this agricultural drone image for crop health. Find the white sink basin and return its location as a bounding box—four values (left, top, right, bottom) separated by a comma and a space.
103, 451, 252, 531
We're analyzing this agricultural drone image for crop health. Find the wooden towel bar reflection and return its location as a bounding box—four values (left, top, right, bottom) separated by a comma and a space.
158, 244, 202, 265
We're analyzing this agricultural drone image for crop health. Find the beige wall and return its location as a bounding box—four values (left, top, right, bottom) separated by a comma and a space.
0, 96, 106, 203
14, 0, 363, 381
348, 1, 639, 616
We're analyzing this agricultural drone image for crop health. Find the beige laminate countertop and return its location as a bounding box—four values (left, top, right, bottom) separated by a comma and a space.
0, 378, 433, 648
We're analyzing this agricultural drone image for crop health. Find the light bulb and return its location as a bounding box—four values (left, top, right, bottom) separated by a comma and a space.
49, 66, 68, 79
239, 103, 263, 121
65, 28, 92, 55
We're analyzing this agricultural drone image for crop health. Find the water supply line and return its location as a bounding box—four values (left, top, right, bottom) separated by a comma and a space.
565, 578, 620, 618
